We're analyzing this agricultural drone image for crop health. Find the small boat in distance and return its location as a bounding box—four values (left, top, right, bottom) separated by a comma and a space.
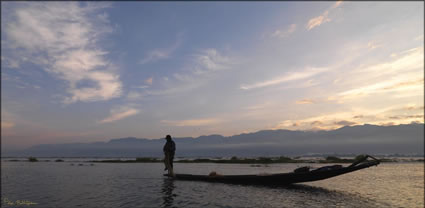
164, 155, 380, 186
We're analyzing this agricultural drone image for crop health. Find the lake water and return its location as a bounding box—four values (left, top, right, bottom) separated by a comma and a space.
1, 160, 423, 208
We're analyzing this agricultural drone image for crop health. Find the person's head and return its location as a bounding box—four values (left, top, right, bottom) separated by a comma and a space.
165, 135, 172, 141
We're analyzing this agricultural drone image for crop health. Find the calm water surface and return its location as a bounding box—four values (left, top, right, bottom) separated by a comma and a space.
1, 160, 423, 208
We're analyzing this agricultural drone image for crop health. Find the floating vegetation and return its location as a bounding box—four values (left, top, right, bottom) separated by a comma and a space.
319, 156, 354, 163
84, 156, 414, 164
55, 159, 64, 162
28, 157, 38, 162
177, 156, 303, 164
90, 157, 160, 163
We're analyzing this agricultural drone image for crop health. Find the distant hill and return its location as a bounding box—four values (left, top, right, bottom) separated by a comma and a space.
4, 123, 424, 157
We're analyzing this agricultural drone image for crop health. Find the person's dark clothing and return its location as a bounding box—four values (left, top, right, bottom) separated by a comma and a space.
163, 140, 176, 168
163, 140, 176, 154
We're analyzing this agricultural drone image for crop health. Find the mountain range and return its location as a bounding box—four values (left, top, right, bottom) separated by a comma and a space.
3, 123, 424, 157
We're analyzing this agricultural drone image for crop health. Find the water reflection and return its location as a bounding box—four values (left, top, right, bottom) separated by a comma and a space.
230, 183, 386, 207
161, 178, 176, 208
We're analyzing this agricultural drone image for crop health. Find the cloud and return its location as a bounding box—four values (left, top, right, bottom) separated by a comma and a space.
4, 2, 121, 104
404, 105, 424, 111
331, 1, 343, 9
415, 34, 424, 41
161, 118, 221, 127
357, 47, 423, 75
132, 85, 149, 89
273, 103, 424, 131
243, 101, 274, 110
146, 48, 236, 96
1, 56, 20, 68
367, 41, 383, 50
145, 77, 153, 85
272, 24, 296, 38
296, 99, 315, 104
145, 81, 203, 96
337, 78, 423, 100
306, 1, 343, 30
126, 91, 144, 100
306, 11, 331, 31
99, 106, 140, 123
311, 120, 323, 126
330, 47, 424, 102
1, 121, 15, 129
274, 117, 357, 131
139, 34, 182, 64
382, 79, 424, 90
388, 115, 423, 120
334, 120, 357, 126
240, 67, 329, 90
191, 48, 234, 74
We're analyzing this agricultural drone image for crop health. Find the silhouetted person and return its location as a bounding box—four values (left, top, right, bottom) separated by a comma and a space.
163, 135, 176, 176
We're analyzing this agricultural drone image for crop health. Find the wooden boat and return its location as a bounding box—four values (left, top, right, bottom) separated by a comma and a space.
164, 155, 380, 185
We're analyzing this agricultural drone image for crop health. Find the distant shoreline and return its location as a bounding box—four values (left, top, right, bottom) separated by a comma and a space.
4, 156, 424, 164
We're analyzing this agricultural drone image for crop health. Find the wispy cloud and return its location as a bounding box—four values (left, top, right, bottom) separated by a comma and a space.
134, 85, 150, 89
191, 48, 235, 74
323, 46, 424, 104
1, 121, 15, 129
240, 67, 329, 90
415, 34, 424, 41
146, 48, 236, 96
331, 47, 424, 101
367, 41, 383, 50
403, 105, 424, 111
161, 118, 221, 127
99, 106, 140, 123
145, 81, 203, 96
331, 1, 343, 9
306, 1, 343, 30
306, 11, 331, 31
296, 99, 316, 104
145, 77, 153, 85
4, 2, 121, 104
243, 101, 275, 111
271, 24, 297, 38
1, 56, 20, 68
139, 34, 182, 64
337, 78, 423, 99
357, 47, 423, 74
274, 116, 358, 131
126, 91, 144, 100
274, 102, 424, 131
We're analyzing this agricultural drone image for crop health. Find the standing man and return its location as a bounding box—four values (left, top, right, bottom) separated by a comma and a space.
163, 135, 176, 176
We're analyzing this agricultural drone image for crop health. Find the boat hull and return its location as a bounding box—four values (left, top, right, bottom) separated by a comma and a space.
165, 160, 380, 185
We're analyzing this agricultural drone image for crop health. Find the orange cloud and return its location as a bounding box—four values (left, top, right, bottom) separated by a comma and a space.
1, 121, 15, 129
306, 1, 343, 30
161, 118, 221, 127
99, 107, 140, 123
306, 11, 331, 30
296, 99, 315, 104
145, 77, 153, 85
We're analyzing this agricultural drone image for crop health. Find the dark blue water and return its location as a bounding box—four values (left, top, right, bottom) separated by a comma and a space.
1, 160, 423, 207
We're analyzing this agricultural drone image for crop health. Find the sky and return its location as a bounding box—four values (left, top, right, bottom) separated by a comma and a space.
1, 1, 424, 150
